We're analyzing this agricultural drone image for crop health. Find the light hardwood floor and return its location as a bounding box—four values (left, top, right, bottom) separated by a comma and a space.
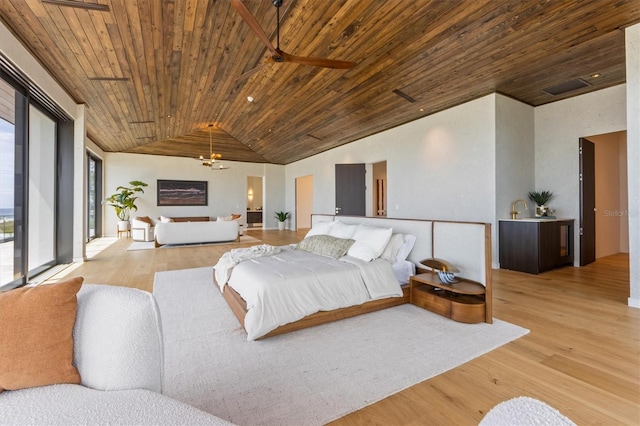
48, 230, 640, 425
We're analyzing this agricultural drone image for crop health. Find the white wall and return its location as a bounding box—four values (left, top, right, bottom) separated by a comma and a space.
626, 23, 640, 308
535, 85, 627, 266
104, 153, 285, 235
495, 94, 535, 266
263, 163, 286, 229
495, 95, 535, 220
285, 94, 497, 227
619, 133, 629, 253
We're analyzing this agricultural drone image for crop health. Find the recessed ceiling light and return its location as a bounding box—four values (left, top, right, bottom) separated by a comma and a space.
247, 96, 254, 102
591, 73, 601, 78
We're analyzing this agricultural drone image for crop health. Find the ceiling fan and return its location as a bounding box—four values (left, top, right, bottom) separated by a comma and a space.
198, 124, 229, 170
231, 0, 356, 80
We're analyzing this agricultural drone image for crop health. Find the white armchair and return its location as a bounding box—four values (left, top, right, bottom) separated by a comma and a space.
131, 216, 155, 242
0, 284, 233, 425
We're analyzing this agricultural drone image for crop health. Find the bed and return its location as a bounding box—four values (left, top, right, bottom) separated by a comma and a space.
214, 215, 492, 340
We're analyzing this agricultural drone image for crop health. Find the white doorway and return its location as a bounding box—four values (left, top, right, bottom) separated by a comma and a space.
587, 131, 629, 259
246, 176, 263, 228
372, 161, 387, 216
295, 175, 313, 230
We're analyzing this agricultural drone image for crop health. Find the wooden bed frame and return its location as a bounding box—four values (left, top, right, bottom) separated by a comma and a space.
221, 283, 410, 340
218, 215, 492, 340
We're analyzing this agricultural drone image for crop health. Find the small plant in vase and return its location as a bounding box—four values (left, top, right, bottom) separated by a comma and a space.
105, 180, 148, 230
274, 211, 290, 230
528, 190, 554, 217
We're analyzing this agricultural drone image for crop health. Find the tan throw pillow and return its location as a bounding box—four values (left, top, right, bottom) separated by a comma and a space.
296, 235, 355, 259
135, 216, 153, 225
0, 277, 83, 392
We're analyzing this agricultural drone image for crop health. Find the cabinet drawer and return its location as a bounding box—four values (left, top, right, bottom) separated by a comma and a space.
450, 298, 485, 323
412, 287, 451, 317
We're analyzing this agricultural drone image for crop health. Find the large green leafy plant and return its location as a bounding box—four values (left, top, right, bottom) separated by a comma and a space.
105, 180, 148, 220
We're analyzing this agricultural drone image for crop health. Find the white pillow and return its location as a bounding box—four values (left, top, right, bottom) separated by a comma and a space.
304, 220, 335, 238
217, 215, 233, 221
329, 221, 358, 239
347, 224, 393, 262
379, 233, 405, 263
159, 215, 173, 223
396, 234, 417, 262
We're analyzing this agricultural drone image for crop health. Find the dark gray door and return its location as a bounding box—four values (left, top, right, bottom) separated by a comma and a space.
335, 164, 365, 216
579, 138, 596, 266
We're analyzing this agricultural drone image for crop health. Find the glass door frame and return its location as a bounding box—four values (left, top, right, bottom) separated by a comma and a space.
86, 152, 102, 241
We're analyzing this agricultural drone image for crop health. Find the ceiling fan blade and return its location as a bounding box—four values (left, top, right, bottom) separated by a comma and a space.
278, 50, 356, 69
235, 62, 272, 82
230, 0, 279, 57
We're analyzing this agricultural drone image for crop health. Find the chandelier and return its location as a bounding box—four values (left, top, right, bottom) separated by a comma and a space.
199, 124, 229, 170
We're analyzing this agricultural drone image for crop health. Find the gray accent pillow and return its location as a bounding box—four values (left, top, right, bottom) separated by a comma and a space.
296, 235, 355, 259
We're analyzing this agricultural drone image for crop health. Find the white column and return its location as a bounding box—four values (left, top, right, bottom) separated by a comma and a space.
626, 23, 640, 308
73, 104, 87, 263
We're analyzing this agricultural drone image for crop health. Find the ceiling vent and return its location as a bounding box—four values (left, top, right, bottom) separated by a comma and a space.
392, 89, 417, 103
543, 79, 591, 96
41, 0, 110, 11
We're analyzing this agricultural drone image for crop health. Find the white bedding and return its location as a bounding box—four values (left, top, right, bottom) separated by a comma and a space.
392, 259, 416, 285
220, 246, 402, 340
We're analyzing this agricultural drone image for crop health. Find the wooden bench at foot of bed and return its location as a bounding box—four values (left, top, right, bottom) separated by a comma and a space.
221, 283, 410, 340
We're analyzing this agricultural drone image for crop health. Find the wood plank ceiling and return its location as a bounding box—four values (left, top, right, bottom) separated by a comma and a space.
0, 0, 638, 165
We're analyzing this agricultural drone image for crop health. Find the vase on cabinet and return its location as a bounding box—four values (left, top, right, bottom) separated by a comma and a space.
535, 205, 548, 217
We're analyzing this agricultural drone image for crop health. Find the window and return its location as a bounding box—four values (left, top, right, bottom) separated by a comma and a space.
0, 78, 16, 289
27, 105, 57, 276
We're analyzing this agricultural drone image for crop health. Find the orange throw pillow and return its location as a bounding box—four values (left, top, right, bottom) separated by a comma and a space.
0, 277, 83, 392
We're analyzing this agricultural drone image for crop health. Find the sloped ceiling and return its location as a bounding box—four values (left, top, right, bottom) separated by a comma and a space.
0, 0, 639, 164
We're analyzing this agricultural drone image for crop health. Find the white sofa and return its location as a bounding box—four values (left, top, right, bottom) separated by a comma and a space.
0, 284, 232, 425
154, 219, 239, 246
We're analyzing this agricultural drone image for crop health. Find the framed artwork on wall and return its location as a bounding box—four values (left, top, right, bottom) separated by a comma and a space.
157, 179, 208, 206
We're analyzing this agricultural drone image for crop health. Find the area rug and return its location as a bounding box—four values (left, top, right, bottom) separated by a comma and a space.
127, 235, 261, 251
153, 267, 529, 426
479, 396, 576, 425
126, 241, 155, 251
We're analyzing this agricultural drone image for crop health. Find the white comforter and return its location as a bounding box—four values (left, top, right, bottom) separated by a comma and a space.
218, 246, 403, 340
214, 244, 281, 286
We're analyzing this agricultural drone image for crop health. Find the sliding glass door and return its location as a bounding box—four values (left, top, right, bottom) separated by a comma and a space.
0, 70, 70, 291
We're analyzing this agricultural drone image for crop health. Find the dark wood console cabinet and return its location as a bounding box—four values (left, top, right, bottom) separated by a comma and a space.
246, 211, 263, 225
499, 219, 574, 274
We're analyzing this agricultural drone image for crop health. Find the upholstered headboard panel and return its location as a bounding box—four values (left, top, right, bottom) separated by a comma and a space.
432, 221, 488, 284
310, 214, 491, 287
312, 215, 432, 266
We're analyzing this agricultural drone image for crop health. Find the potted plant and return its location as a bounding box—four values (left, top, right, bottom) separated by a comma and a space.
105, 180, 148, 230
274, 211, 290, 231
528, 190, 554, 217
